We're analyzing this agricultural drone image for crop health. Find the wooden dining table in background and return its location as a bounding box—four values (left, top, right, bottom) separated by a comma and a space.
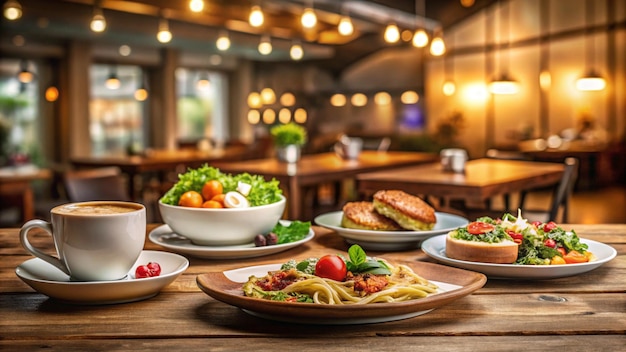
357, 158, 565, 212
212, 151, 439, 220
1, 223, 624, 351
71, 146, 249, 200
0, 167, 51, 222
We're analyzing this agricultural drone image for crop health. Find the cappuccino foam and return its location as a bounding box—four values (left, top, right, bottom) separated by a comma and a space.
56, 203, 140, 215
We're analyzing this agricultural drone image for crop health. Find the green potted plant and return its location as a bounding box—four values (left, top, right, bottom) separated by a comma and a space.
270, 123, 307, 163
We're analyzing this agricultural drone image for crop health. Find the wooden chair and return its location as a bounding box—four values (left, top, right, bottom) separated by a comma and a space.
63, 167, 131, 202
522, 157, 579, 223
464, 157, 579, 223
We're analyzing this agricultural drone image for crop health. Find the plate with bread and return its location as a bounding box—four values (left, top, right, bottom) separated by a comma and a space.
314, 190, 469, 251
421, 211, 617, 279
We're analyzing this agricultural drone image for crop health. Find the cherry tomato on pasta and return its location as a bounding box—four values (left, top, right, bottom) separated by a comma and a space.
467, 221, 495, 235
315, 255, 347, 281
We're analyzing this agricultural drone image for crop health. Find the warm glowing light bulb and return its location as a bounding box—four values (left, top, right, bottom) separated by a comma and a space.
45, 86, 59, 102
280, 92, 296, 107
442, 81, 456, 96
247, 92, 262, 108
17, 69, 33, 83
374, 92, 391, 105
216, 31, 230, 51
105, 76, 121, 90
430, 36, 446, 56
249, 5, 264, 27
262, 109, 276, 124
576, 74, 606, 91
3, 0, 22, 21
330, 94, 346, 107
258, 36, 272, 55
278, 108, 291, 124
157, 19, 172, 43
338, 16, 354, 36
90, 10, 106, 32
384, 23, 400, 43
290, 43, 303, 60
301, 8, 317, 29
134, 87, 148, 101
488, 79, 520, 95
294, 108, 307, 123
261, 88, 276, 105
189, 0, 204, 12
539, 71, 552, 90
401, 90, 419, 104
412, 29, 429, 48
351, 93, 368, 107
247, 109, 261, 124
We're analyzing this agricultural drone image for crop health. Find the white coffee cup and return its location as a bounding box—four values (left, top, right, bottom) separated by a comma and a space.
334, 136, 363, 160
440, 148, 468, 173
20, 201, 146, 281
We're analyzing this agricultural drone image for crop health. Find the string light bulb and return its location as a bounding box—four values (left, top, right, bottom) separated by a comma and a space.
412, 29, 429, 48
301, 8, 317, 29
3, 0, 22, 21
429, 36, 446, 56
90, 7, 106, 32
249, 5, 264, 27
258, 35, 272, 55
442, 80, 456, 96
189, 0, 204, 12
216, 31, 230, 51
338, 15, 354, 36
157, 18, 172, 43
290, 42, 303, 61
384, 23, 400, 43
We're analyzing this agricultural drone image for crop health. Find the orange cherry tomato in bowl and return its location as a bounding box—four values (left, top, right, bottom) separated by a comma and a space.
211, 193, 226, 206
202, 180, 223, 201
178, 191, 203, 207
467, 221, 495, 235
315, 255, 347, 281
202, 200, 223, 208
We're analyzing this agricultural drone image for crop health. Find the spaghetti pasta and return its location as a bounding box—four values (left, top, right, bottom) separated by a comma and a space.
243, 260, 438, 305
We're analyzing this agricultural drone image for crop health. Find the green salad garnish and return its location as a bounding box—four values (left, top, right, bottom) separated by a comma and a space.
160, 164, 282, 206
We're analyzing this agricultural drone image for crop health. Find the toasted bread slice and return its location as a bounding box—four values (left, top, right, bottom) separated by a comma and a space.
341, 201, 402, 231
372, 190, 436, 231
445, 231, 519, 264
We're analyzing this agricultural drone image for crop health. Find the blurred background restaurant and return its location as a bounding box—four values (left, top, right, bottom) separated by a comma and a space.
1, 0, 625, 225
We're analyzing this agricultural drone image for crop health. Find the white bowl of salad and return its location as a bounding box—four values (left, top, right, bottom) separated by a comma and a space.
159, 165, 286, 246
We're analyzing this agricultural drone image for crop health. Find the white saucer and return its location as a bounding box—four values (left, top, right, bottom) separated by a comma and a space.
15, 250, 189, 305
149, 224, 315, 259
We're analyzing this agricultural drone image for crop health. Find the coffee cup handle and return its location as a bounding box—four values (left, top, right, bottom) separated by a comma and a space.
19, 219, 70, 276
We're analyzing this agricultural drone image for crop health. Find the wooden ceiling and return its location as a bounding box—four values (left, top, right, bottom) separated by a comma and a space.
1, 0, 497, 74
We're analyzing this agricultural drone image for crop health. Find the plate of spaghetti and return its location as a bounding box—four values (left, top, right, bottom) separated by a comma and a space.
196, 245, 486, 324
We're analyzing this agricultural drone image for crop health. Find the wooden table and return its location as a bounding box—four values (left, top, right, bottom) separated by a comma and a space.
357, 158, 565, 211
71, 146, 248, 200
518, 140, 609, 190
0, 167, 51, 222
1, 223, 624, 351
212, 151, 439, 220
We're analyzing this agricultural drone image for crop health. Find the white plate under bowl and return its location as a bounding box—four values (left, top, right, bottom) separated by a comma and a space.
15, 250, 189, 304
149, 223, 315, 259
314, 211, 468, 251
421, 234, 617, 280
